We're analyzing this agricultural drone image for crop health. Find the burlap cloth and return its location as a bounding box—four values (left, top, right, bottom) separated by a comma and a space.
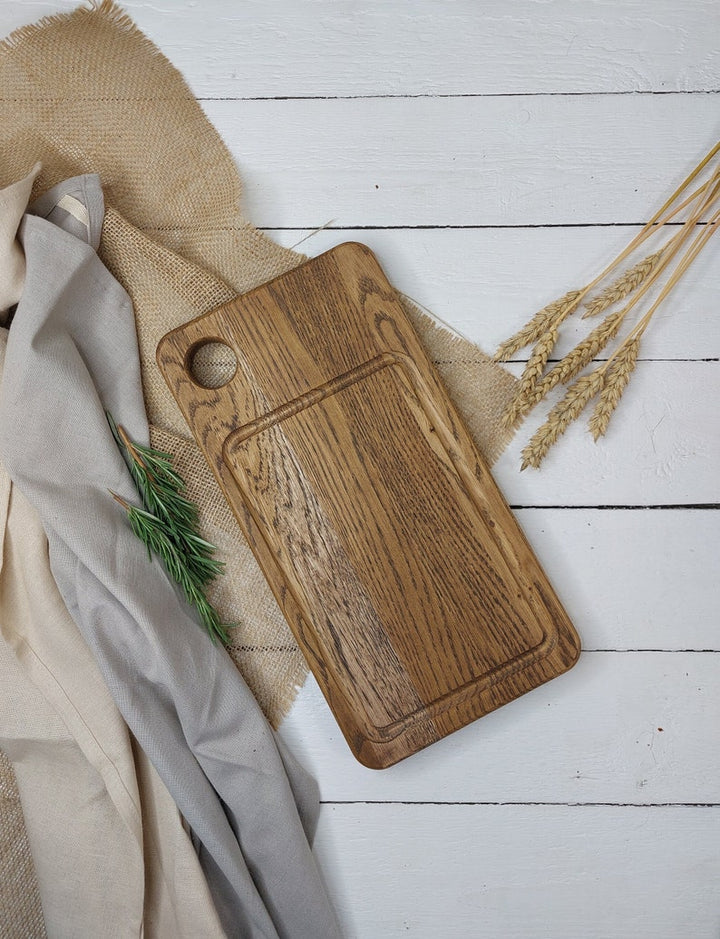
0, 752, 47, 938
0, 0, 517, 726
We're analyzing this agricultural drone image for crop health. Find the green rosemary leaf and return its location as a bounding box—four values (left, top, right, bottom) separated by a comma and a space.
126, 504, 186, 581
108, 413, 234, 644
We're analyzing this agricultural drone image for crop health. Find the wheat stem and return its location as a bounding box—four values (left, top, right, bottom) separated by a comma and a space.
580, 197, 709, 320
636, 210, 719, 342
575, 150, 719, 301
584, 207, 719, 440
495, 146, 720, 365
603, 203, 720, 368
643, 139, 720, 227
583, 172, 720, 333
655, 174, 720, 226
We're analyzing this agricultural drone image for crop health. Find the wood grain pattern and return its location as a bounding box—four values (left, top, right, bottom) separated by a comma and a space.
157, 242, 579, 767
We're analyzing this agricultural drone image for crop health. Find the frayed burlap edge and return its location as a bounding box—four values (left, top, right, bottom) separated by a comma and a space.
0, 4, 519, 918
1, 1, 519, 728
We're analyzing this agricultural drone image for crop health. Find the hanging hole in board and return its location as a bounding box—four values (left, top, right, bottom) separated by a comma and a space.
187, 340, 238, 389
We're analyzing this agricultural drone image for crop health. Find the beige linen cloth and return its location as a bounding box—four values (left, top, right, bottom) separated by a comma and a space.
1, 166, 340, 937
0, 479, 226, 939
0, 166, 227, 938
0, 4, 517, 934
0, 0, 517, 725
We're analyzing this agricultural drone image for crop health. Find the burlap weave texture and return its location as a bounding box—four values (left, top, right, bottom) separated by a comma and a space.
0, 0, 517, 725
0, 750, 47, 939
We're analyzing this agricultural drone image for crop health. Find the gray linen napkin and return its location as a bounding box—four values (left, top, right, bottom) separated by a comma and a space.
0, 172, 340, 939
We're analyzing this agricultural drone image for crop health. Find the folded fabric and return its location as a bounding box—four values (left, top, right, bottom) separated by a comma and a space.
0, 162, 40, 319
0, 170, 339, 937
0, 563, 226, 938
0, 317, 227, 935
0, 0, 518, 725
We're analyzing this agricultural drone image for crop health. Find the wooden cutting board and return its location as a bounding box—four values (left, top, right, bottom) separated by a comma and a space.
156, 243, 580, 768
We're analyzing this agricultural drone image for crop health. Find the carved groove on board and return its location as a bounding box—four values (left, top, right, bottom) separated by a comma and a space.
157, 242, 580, 767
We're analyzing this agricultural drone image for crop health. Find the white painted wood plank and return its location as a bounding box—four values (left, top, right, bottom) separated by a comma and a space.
4, 1, 718, 96
491, 362, 718, 505
200, 96, 719, 227
270, 226, 720, 359
279, 653, 720, 804
515, 508, 720, 651
2, 2, 717, 931
313, 803, 720, 938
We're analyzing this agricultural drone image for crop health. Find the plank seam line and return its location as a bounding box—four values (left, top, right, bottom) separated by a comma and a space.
320, 800, 720, 808
145, 223, 703, 232
582, 648, 720, 653
504, 358, 719, 365
258, 223, 699, 231
510, 504, 720, 510
199, 90, 720, 102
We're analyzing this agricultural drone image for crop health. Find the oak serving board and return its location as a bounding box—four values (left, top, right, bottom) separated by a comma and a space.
156, 243, 580, 768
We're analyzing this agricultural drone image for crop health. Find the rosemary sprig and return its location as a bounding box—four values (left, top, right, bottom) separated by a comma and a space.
108, 413, 232, 644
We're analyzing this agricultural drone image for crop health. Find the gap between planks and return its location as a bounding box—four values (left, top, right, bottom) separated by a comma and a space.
197, 90, 720, 102
320, 800, 720, 808
145, 223, 707, 231
258, 223, 704, 230
511, 504, 719, 509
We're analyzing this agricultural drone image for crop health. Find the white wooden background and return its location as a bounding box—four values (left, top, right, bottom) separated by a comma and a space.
3, 1, 719, 936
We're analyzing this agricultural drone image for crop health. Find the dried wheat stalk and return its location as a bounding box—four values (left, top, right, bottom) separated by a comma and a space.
523, 206, 719, 467
494, 144, 720, 366
497, 141, 720, 469
581, 249, 665, 318
588, 338, 641, 440
503, 220, 693, 425
541, 309, 624, 391
493, 290, 581, 362
520, 371, 605, 470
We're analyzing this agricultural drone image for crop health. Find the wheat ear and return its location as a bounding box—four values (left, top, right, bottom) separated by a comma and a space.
539, 309, 625, 396
502, 327, 559, 427
520, 370, 605, 470
582, 250, 665, 318
588, 339, 641, 440
504, 305, 625, 425
498, 143, 720, 364
493, 289, 581, 362
587, 204, 720, 440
